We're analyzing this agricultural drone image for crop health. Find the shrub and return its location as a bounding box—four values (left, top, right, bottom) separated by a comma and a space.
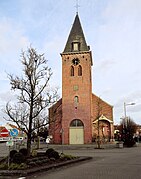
19, 148, 28, 157
50, 157, 55, 161
48, 150, 60, 160
60, 153, 77, 160
41, 159, 49, 163
46, 148, 60, 159
9, 150, 17, 160
0, 157, 7, 164
32, 149, 37, 157
123, 133, 136, 147
17, 163, 27, 170
39, 156, 47, 160
29, 158, 38, 162
12, 152, 26, 164
0, 163, 8, 170
124, 139, 136, 147
28, 161, 37, 167
35, 160, 43, 165
46, 148, 54, 157
9, 163, 27, 170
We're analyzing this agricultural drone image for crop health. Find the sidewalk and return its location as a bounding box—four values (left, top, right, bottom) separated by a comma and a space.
39, 142, 119, 151
0, 141, 117, 158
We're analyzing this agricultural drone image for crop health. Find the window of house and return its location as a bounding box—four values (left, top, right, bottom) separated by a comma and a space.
78, 65, 82, 76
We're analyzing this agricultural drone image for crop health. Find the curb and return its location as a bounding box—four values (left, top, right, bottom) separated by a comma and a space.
0, 156, 92, 177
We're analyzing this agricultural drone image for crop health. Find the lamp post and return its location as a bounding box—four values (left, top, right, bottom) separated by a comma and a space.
124, 102, 135, 127
60, 128, 64, 154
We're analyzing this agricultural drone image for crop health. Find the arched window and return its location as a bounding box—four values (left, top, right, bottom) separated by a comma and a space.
78, 65, 82, 76
74, 96, 79, 107
70, 119, 84, 127
74, 96, 79, 103
70, 66, 74, 76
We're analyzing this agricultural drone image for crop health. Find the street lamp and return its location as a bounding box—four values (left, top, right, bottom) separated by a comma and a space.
124, 102, 135, 127
60, 128, 64, 154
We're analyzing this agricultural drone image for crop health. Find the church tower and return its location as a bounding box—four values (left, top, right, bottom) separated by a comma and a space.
61, 14, 93, 144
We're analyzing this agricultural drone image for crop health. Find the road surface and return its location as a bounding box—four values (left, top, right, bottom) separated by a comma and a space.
27, 144, 141, 179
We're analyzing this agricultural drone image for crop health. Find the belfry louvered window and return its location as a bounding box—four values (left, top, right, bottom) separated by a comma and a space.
70, 66, 74, 76
78, 65, 82, 76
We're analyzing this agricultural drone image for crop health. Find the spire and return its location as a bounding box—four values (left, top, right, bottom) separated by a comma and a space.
63, 14, 89, 53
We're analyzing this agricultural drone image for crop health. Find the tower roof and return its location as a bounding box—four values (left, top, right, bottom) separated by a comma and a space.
63, 14, 89, 53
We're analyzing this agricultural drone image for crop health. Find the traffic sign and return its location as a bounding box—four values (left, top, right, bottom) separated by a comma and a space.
6, 141, 14, 147
0, 137, 24, 141
9, 128, 19, 137
0, 128, 9, 137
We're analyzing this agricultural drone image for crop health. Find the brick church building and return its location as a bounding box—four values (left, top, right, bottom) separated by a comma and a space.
49, 14, 114, 144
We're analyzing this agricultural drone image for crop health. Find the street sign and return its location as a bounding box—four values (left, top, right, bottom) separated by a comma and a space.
6, 141, 14, 147
9, 128, 18, 137
0, 137, 24, 141
0, 128, 9, 137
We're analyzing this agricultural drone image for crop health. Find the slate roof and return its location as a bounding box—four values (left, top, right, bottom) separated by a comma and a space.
63, 14, 89, 53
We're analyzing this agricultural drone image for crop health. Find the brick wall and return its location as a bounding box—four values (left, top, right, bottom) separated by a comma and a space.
91, 94, 114, 140
61, 52, 92, 144
49, 99, 62, 144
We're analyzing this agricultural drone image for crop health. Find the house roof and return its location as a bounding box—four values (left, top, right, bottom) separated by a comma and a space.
92, 93, 113, 108
93, 114, 113, 124
63, 14, 89, 53
49, 98, 62, 111
5, 123, 21, 131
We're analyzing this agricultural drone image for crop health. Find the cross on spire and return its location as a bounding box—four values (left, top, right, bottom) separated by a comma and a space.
75, 0, 80, 14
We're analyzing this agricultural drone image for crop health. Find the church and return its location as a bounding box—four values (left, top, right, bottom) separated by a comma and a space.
49, 13, 114, 144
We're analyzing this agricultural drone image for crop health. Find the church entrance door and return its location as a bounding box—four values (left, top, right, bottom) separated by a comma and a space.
69, 119, 84, 144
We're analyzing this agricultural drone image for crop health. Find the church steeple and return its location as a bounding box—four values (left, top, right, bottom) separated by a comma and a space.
63, 14, 89, 53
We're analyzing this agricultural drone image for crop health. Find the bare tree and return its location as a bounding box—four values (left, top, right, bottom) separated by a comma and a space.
4, 47, 59, 155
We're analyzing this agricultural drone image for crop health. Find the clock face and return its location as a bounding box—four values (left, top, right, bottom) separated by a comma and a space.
72, 58, 80, 66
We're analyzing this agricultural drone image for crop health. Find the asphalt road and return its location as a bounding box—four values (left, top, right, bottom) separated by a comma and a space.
1, 142, 141, 179
27, 145, 141, 179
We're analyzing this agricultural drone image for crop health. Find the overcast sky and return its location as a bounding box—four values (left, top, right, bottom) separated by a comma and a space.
0, 0, 141, 125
